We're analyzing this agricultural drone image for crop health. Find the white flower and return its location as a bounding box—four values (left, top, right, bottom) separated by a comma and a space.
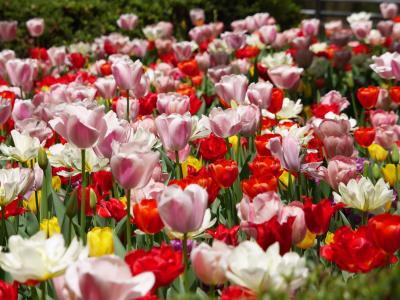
260, 51, 293, 69
347, 12, 371, 24
246, 34, 264, 49
126, 126, 160, 152
0, 168, 33, 206
276, 98, 303, 119
310, 42, 327, 54
0, 232, 86, 283
273, 124, 313, 146
0, 130, 41, 162
225, 241, 308, 293
334, 177, 393, 213
191, 115, 211, 140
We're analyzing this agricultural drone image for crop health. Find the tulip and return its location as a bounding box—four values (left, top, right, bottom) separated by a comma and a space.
258, 25, 277, 45
172, 41, 195, 62
249, 155, 282, 177
354, 127, 376, 148
5, 59, 37, 92
209, 107, 242, 138
320, 90, 349, 111
116, 96, 139, 121
278, 204, 306, 244
95, 77, 117, 99
26, 18, 45, 37
246, 81, 273, 109
368, 213, 400, 254
357, 86, 379, 110
381, 164, 400, 187
0, 232, 84, 283
0, 168, 33, 206
377, 20, 394, 37
40, 217, 61, 238
221, 31, 247, 50
47, 46, 66, 67
86, 227, 114, 257
133, 198, 164, 234
0, 21, 17, 42
333, 177, 393, 213
190, 8, 205, 26
156, 92, 190, 115
268, 65, 303, 90
268, 88, 284, 113
241, 175, 278, 199
215, 74, 248, 105
208, 159, 238, 188
351, 21, 372, 39
237, 104, 260, 136
368, 143, 389, 161
370, 109, 398, 127
157, 184, 208, 233
57, 255, 155, 300
296, 230, 316, 249
155, 113, 192, 152
322, 156, 358, 191
191, 241, 232, 285
370, 52, 400, 80
0, 280, 17, 300
301, 19, 320, 37
117, 14, 139, 30
268, 135, 301, 172
0, 97, 11, 125
380, 3, 398, 19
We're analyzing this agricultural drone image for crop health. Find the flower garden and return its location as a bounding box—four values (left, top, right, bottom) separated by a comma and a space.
1, 2, 400, 299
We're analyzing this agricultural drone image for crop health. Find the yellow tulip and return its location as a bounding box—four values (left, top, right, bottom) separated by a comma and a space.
87, 227, 114, 257
25, 190, 41, 213
279, 170, 295, 191
382, 164, 400, 187
52, 176, 62, 192
297, 230, 316, 249
368, 144, 388, 162
325, 232, 334, 245
40, 217, 61, 238
182, 155, 202, 177
229, 136, 239, 153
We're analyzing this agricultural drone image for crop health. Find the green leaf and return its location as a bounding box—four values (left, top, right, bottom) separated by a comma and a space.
112, 231, 126, 258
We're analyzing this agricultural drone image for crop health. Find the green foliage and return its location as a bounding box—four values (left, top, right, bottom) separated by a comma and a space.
0, 0, 300, 55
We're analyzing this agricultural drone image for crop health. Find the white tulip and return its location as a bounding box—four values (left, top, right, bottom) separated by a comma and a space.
0, 167, 33, 206
0, 130, 41, 162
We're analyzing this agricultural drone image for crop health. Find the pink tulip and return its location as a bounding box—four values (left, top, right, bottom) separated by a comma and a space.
111, 141, 160, 190
221, 31, 246, 50
195, 52, 210, 72
0, 97, 11, 124
315, 119, 351, 140
381, 3, 398, 19
26, 18, 45, 37
95, 77, 117, 100
246, 81, 273, 109
370, 52, 399, 80
237, 192, 283, 225
0, 49, 15, 77
15, 118, 53, 143
237, 104, 260, 136
390, 53, 400, 81
209, 107, 242, 138
208, 65, 233, 83
320, 90, 349, 111
56, 256, 155, 300
112, 58, 148, 97
291, 36, 311, 50
190, 8, 205, 26
129, 39, 148, 58
278, 204, 306, 244
157, 92, 190, 115
117, 14, 139, 31
155, 113, 192, 151
172, 41, 194, 62
5, 59, 37, 92
154, 76, 177, 93
49, 104, 106, 149
377, 20, 394, 37
189, 25, 213, 44
375, 125, 400, 149
268, 135, 301, 172
167, 144, 191, 163
370, 109, 398, 127
47, 46, 66, 67
367, 30, 385, 46
116, 96, 139, 122
0, 21, 17, 42
230, 59, 251, 75
258, 25, 277, 45
322, 156, 358, 191
191, 241, 232, 285
272, 33, 288, 49
215, 74, 248, 105
324, 20, 343, 36
324, 135, 355, 158
157, 184, 208, 233
351, 21, 372, 40
301, 19, 320, 37
253, 13, 270, 29
12, 99, 34, 122
268, 65, 303, 90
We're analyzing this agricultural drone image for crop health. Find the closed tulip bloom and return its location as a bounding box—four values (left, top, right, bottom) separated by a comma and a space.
380, 3, 398, 19
357, 86, 379, 109
117, 14, 139, 31
157, 92, 190, 115
157, 184, 208, 233
155, 113, 192, 151
268, 135, 301, 172
172, 41, 195, 62
370, 52, 399, 80
208, 159, 238, 188
5, 59, 37, 91
57, 256, 155, 300
246, 81, 273, 109
333, 177, 393, 213
258, 25, 277, 45
370, 109, 398, 127
237, 104, 260, 136
215, 74, 248, 105
221, 31, 247, 50
322, 156, 358, 191
268, 65, 303, 90
190, 8, 205, 26
26, 18, 45, 37
351, 21, 372, 40
381, 164, 400, 187
87, 227, 114, 257
0, 21, 17, 42
95, 77, 117, 99
368, 143, 389, 161
209, 107, 242, 138
47, 46, 66, 67
368, 213, 400, 254
110, 142, 160, 190
112, 59, 148, 96
301, 19, 320, 37
191, 241, 232, 285
49, 104, 105, 149
133, 198, 164, 234
354, 127, 376, 148
0, 97, 11, 124
278, 204, 306, 244
116, 96, 139, 121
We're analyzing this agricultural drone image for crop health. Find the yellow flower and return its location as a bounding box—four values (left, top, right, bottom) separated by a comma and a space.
382, 164, 400, 187
279, 170, 294, 191
229, 136, 239, 153
325, 232, 335, 245
297, 230, 316, 249
40, 217, 61, 238
182, 155, 202, 177
52, 176, 61, 192
25, 191, 41, 213
249, 65, 255, 77
87, 227, 114, 257
368, 144, 388, 162
119, 196, 127, 207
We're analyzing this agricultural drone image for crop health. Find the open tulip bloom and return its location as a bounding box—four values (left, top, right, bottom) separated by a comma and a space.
3, 3, 400, 299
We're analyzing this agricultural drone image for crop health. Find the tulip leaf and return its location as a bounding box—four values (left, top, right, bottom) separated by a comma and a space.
112, 231, 126, 258
51, 190, 66, 226
25, 211, 39, 236
114, 215, 127, 237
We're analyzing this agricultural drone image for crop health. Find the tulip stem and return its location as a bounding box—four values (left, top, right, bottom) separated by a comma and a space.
182, 233, 189, 292
126, 188, 132, 251
225, 138, 231, 159
175, 151, 182, 179
41, 281, 47, 300
126, 89, 130, 121
1, 205, 6, 246
80, 149, 87, 244
351, 92, 359, 121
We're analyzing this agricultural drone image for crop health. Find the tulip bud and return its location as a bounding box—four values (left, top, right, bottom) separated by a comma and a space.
66, 189, 78, 219
38, 147, 48, 170
392, 144, 399, 163
87, 227, 114, 257
372, 163, 381, 180
363, 161, 370, 178
90, 188, 98, 210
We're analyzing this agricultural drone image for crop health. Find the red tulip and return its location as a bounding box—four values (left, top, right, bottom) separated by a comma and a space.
303, 196, 345, 235
207, 224, 240, 246
249, 155, 282, 177
357, 86, 379, 109
255, 134, 282, 156
100, 62, 112, 76
368, 213, 400, 254
268, 88, 284, 113
389, 86, 400, 104
196, 133, 227, 161
96, 198, 127, 222
133, 199, 164, 234
125, 244, 184, 289
354, 127, 376, 148
0, 280, 18, 300
241, 175, 278, 199
221, 285, 256, 300
1, 199, 26, 219
208, 159, 238, 188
